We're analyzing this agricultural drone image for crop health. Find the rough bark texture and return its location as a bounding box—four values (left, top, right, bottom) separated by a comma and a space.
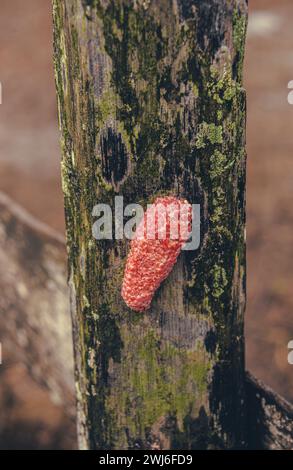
246, 372, 293, 450
53, 0, 248, 449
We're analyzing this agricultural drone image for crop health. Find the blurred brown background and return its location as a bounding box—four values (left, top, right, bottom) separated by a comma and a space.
0, 0, 292, 449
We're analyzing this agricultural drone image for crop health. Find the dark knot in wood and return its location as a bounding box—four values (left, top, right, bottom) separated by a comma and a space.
100, 127, 129, 189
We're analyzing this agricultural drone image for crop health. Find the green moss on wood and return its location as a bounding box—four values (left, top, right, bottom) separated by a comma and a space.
105, 328, 212, 447
195, 122, 223, 149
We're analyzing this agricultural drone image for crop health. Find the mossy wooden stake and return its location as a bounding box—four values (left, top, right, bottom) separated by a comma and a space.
53, 0, 248, 450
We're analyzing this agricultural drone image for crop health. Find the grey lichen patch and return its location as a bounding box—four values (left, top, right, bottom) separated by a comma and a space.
87, 347, 96, 370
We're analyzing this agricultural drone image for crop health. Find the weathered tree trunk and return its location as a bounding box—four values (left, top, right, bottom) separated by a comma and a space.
246, 372, 293, 450
0, 191, 75, 449
0, 191, 74, 407
53, 0, 248, 450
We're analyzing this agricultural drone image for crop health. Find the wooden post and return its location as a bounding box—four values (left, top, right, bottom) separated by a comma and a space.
53, 0, 248, 450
